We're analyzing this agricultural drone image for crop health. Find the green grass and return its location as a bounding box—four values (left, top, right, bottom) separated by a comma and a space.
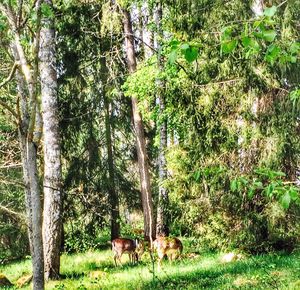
1, 246, 300, 289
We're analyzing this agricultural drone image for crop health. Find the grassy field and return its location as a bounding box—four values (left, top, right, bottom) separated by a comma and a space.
1, 243, 300, 289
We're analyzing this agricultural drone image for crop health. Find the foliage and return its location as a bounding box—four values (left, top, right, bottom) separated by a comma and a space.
122, 0, 300, 253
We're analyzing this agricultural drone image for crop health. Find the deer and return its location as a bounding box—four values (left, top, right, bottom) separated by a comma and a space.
111, 238, 144, 266
152, 236, 183, 267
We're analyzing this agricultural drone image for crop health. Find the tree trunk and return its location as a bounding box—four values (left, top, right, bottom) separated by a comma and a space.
142, 2, 154, 59
121, 8, 155, 241
8, 7, 45, 286
155, 1, 169, 237
28, 141, 45, 289
16, 71, 44, 290
39, 0, 62, 280
100, 55, 120, 240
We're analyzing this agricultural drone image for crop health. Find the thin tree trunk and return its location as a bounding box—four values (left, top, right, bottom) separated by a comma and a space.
16, 73, 44, 290
100, 55, 120, 240
28, 141, 45, 288
39, 0, 62, 280
142, 2, 154, 59
121, 8, 155, 241
155, 1, 169, 237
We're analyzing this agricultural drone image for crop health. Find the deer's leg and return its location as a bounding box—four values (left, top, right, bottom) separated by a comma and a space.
118, 253, 123, 266
157, 251, 164, 269
129, 253, 133, 264
114, 253, 118, 267
134, 252, 138, 263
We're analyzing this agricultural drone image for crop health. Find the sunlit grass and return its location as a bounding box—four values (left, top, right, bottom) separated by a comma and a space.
1, 247, 300, 289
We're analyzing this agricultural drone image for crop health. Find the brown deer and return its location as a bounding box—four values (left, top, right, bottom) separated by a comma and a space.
152, 236, 183, 267
111, 238, 144, 266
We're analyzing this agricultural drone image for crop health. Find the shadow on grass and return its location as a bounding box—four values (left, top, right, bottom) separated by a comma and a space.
61, 259, 144, 281
60, 272, 85, 280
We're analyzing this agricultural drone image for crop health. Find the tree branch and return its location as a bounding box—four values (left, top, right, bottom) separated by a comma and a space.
0, 163, 22, 169
0, 204, 26, 222
0, 3, 17, 31
0, 62, 18, 89
0, 99, 18, 119
0, 177, 24, 187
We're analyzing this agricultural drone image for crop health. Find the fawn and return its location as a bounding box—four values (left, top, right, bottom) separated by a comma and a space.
152, 236, 183, 266
112, 238, 144, 266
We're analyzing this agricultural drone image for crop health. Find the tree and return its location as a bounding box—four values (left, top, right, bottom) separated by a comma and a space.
121, 6, 155, 241
39, 0, 63, 280
100, 53, 120, 240
155, 0, 169, 237
0, 2, 44, 289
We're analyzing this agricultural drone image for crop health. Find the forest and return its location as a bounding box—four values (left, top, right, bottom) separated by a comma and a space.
0, 0, 300, 289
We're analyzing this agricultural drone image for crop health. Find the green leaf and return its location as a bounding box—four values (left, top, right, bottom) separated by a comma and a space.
254, 20, 262, 29
281, 192, 291, 209
184, 47, 199, 62
240, 177, 248, 186
242, 37, 260, 52
168, 50, 177, 65
266, 183, 274, 197
221, 39, 238, 54
230, 179, 238, 192
289, 188, 299, 201
253, 30, 264, 39
289, 56, 297, 63
264, 6, 277, 17
41, 3, 55, 19
180, 43, 190, 50
221, 26, 232, 40
194, 170, 201, 182
248, 187, 255, 198
265, 44, 281, 64
253, 181, 263, 189
0, 21, 7, 31
262, 30, 277, 42
242, 36, 251, 47
290, 42, 300, 54
170, 40, 180, 49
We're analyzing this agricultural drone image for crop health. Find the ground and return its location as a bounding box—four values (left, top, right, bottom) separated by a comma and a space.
0, 244, 300, 289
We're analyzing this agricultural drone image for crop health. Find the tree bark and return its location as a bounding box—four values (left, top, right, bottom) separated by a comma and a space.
155, 1, 169, 237
39, 0, 62, 280
2, 2, 46, 287
142, 2, 154, 59
100, 55, 120, 240
121, 8, 155, 241
16, 69, 45, 290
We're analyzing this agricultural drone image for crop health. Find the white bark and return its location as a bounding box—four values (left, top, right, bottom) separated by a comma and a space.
39, 0, 62, 280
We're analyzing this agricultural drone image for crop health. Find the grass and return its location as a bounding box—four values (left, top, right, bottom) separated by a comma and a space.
1, 243, 300, 289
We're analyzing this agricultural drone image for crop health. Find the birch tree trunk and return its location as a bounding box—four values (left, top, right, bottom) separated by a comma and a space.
121, 8, 155, 241
39, 0, 63, 280
155, 1, 169, 237
0, 2, 45, 287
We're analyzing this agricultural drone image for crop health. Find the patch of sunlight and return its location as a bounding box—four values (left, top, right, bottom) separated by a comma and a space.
153, 255, 218, 281
233, 275, 258, 287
